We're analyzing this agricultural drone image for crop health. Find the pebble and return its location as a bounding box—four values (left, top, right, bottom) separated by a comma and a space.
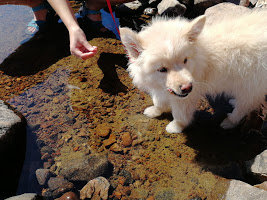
58, 192, 79, 200
110, 143, 123, 153
121, 132, 132, 147
80, 177, 110, 200
48, 177, 74, 191
36, 168, 51, 186
103, 134, 116, 147
96, 123, 111, 137
254, 181, 267, 191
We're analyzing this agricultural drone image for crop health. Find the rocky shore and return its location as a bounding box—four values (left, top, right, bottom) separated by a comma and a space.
0, 0, 267, 200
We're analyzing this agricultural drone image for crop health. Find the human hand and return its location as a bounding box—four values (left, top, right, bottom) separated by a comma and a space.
69, 27, 97, 60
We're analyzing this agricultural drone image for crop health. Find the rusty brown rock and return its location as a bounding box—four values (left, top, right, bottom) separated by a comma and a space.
121, 132, 132, 147
80, 177, 110, 200
110, 143, 123, 153
58, 191, 79, 200
96, 123, 111, 137
102, 134, 116, 147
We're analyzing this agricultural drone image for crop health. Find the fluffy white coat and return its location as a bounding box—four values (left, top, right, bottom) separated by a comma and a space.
120, 9, 267, 133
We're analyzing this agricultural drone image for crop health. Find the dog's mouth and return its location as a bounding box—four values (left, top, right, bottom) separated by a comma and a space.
167, 88, 188, 98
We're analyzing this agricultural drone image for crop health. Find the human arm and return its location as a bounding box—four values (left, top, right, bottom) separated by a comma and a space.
47, 0, 97, 59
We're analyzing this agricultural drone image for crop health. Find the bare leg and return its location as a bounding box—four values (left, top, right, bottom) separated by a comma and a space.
85, 0, 133, 21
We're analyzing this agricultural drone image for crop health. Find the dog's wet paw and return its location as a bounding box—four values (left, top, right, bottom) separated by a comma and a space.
220, 117, 235, 129
144, 106, 162, 118
166, 121, 183, 133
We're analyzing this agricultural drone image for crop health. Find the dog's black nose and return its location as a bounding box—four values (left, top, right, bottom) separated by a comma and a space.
180, 83, 193, 94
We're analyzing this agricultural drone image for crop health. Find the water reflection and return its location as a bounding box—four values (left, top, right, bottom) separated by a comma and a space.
0, 5, 32, 63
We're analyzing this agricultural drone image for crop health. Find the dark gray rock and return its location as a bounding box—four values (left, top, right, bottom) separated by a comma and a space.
157, 0, 187, 16
57, 153, 109, 182
225, 180, 267, 200
0, 100, 26, 198
5, 193, 43, 200
36, 168, 52, 186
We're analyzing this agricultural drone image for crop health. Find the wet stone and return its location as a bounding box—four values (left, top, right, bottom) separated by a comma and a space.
80, 177, 110, 200
40, 146, 54, 154
96, 123, 111, 137
121, 132, 133, 147
58, 154, 109, 182
36, 168, 52, 186
58, 191, 79, 200
48, 177, 74, 191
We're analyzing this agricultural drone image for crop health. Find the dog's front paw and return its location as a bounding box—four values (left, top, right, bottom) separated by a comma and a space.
220, 117, 235, 129
166, 121, 184, 133
144, 106, 163, 118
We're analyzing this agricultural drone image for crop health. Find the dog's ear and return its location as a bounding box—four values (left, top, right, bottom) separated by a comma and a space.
120, 27, 143, 60
186, 15, 206, 42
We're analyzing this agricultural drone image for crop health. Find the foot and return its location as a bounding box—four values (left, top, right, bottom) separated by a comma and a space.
144, 106, 163, 118
166, 120, 184, 133
26, 3, 48, 35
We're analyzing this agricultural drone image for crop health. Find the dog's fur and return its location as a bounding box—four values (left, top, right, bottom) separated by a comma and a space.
120, 8, 267, 133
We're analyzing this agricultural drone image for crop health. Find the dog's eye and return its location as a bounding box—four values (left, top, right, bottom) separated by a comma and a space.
158, 67, 168, 73
184, 58, 188, 64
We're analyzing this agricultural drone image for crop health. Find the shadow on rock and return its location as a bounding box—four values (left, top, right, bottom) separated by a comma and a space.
184, 94, 267, 181
97, 52, 128, 94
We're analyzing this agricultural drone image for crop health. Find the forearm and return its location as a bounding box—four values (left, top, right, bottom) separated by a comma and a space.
47, 0, 79, 31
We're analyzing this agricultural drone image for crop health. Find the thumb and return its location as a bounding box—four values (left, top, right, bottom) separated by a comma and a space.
82, 40, 97, 52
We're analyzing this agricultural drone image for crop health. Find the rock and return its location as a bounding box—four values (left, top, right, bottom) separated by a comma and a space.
80, 177, 110, 200
110, 143, 123, 153
0, 100, 26, 198
254, 181, 267, 191
121, 132, 133, 147
5, 193, 43, 200
157, 0, 186, 16
36, 168, 52, 186
116, 0, 149, 16
40, 146, 54, 154
255, 0, 267, 8
57, 191, 79, 200
246, 150, 267, 182
48, 177, 74, 191
102, 134, 116, 147
95, 123, 111, 137
225, 180, 267, 200
143, 7, 158, 15
58, 153, 109, 182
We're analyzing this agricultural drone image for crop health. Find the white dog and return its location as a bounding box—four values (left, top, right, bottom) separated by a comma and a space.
120, 8, 267, 133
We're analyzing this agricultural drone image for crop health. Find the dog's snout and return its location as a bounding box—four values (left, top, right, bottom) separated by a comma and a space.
180, 83, 193, 94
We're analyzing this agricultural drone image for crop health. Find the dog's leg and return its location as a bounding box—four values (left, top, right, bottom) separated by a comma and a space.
144, 91, 170, 118
220, 98, 257, 129
166, 100, 196, 133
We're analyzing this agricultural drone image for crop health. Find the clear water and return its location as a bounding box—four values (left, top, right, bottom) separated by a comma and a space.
0, 4, 122, 196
